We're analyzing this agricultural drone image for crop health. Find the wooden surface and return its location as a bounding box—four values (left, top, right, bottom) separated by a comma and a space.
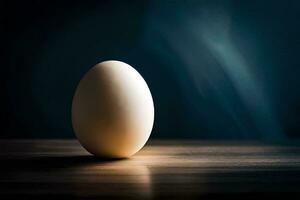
1, 140, 300, 199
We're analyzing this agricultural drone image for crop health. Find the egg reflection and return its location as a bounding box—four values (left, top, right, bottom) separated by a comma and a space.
71, 158, 152, 199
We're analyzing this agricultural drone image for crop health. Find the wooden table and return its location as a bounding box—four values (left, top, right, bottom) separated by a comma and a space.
1, 140, 300, 199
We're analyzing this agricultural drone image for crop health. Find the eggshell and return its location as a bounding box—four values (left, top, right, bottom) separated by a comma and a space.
72, 60, 154, 158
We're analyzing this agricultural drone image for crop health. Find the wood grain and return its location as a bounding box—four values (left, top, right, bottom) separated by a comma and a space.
1, 140, 300, 199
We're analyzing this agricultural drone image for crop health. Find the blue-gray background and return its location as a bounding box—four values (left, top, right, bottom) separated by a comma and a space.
2, 0, 300, 140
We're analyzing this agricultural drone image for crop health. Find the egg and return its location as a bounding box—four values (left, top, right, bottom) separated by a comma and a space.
72, 60, 154, 158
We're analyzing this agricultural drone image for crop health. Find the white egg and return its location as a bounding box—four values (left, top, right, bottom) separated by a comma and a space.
72, 60, 154, 158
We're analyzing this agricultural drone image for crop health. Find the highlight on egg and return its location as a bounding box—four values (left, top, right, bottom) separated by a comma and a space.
71, 60, 154, 158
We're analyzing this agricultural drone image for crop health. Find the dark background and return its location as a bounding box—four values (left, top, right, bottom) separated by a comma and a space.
1, 0, 300, 140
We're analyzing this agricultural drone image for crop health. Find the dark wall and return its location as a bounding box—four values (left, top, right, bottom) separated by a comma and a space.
1, 0, 300, 140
